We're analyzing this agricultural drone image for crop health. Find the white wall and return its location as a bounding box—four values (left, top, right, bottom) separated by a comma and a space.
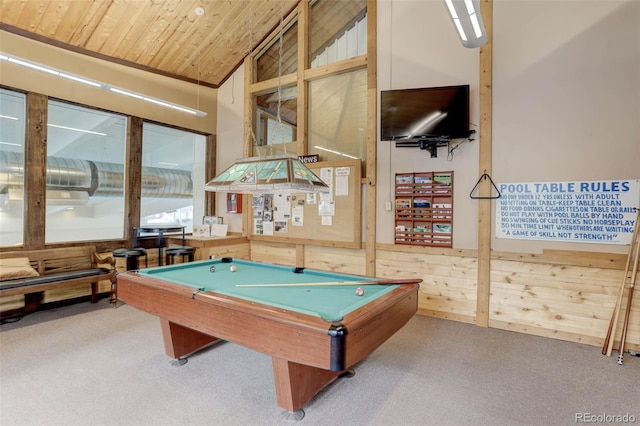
215, 66, 246, 233
0, 31, 217, 134
376, 0, 640, 253
376, 0, 481, 249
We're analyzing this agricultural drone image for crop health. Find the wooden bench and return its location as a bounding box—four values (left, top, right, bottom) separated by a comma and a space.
0, 246, 116, 319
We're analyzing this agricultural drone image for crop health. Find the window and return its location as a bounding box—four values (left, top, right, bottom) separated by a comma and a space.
140, 123, 206, 234
310, 0, 367, 68
45, 100, 127, 243
254, 87, 298, 156
248, 0, 369, 172
256, 20, 298, 82
309, 69, 368, 163
0, 89, 27, 246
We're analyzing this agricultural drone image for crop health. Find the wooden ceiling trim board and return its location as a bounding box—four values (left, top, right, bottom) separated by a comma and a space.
38, 1, 72, 37
0, 0, 25, 23
151, 2, 217, 73
177, 0, 254, 79
117, 1, 168, 62
67, 1, 112, 47
138, 1, 196, 67
161, 3, 235, 75
84, 1, 135, 52
122, 1, 180, 63
13, 0, 46, 31
99, 1, 151, 57
52, 1, 95, 41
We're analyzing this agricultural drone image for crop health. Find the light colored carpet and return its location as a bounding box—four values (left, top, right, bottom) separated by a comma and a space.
1, 300, 637, 426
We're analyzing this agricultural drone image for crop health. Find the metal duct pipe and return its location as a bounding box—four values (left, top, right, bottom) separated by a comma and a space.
0, 151, 192, 198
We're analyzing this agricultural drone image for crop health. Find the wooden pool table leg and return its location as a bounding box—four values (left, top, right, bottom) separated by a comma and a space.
272, 357, 344, 413
160, 318, 219, 359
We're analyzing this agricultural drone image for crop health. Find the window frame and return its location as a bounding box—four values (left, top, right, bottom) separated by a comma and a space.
0, 90, 213, 250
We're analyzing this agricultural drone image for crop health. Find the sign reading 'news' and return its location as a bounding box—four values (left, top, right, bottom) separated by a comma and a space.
496, 179, 639, 244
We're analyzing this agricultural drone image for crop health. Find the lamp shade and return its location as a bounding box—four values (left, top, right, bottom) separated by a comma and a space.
443, 0, 488, 48
205, 154, 330, 194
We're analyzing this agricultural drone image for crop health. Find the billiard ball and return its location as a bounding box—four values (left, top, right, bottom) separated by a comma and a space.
355, 287, 364, 296
230, 265, 237, 272
209, 265, 216, 272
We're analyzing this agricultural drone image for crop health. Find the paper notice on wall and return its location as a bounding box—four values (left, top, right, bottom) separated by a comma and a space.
320, 167, 333, 186
496, 179, 639, 244
262, 221, 274, 235
306, 193, 317, 204
319, 200, 335, 216
274, 194, 292, 221
335, 166, 350, 196
292, 206, 304, 226
274, 221, 288, 233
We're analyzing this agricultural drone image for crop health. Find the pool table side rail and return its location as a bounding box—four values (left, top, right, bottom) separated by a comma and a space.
341, 283, 420, 367
117, 271, 420, 372
117, 271, 349, 369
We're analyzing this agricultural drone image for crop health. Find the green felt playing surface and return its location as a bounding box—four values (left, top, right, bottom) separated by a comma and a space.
138, 258, 396, 321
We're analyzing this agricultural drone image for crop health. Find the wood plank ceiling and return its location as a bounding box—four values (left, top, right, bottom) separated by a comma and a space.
0, 0, 302, 88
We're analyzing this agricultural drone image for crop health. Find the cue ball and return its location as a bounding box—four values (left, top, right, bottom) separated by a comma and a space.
230, 265, 237, 272
356, 287, 364, 296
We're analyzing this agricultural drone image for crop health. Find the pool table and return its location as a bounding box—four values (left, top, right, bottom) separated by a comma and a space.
116, 258, 421, 418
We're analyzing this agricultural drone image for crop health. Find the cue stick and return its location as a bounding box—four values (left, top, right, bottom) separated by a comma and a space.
235, 278, 421, 288
602, 210, 640, 356
616, 231, 640, 365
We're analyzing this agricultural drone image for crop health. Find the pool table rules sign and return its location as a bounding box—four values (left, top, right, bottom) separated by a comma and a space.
116, 258, 422, 421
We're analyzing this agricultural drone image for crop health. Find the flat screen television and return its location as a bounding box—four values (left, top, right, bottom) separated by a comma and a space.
380, 85, 471, 144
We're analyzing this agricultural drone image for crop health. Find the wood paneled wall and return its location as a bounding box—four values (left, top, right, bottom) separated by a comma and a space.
377, 246, 478, 324
245, 241, 639, 352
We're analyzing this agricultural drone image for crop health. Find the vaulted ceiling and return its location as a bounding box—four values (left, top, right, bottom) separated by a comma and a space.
0, 0, 303, 88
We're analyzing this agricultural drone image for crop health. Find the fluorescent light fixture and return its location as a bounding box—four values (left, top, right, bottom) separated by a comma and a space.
443, 0, 487, 48
0, 114, 18, 120
59, 72, 102, 88
8, 57, 59, 75
109, 87, 144, 100
0, 52, 207, 117
0, 141, 22, 147
47, 123, 107, 136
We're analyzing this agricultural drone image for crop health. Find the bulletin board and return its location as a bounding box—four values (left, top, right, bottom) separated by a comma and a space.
249, 159, 362, 248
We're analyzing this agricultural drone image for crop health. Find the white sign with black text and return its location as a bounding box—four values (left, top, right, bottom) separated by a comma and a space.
496, 179, 639, 244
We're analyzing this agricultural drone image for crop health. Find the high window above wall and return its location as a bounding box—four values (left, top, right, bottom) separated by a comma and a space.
309, 0, 367, 68
0, 88, 27, 246
45, 100, 127, 243
248, 0, 369, 171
